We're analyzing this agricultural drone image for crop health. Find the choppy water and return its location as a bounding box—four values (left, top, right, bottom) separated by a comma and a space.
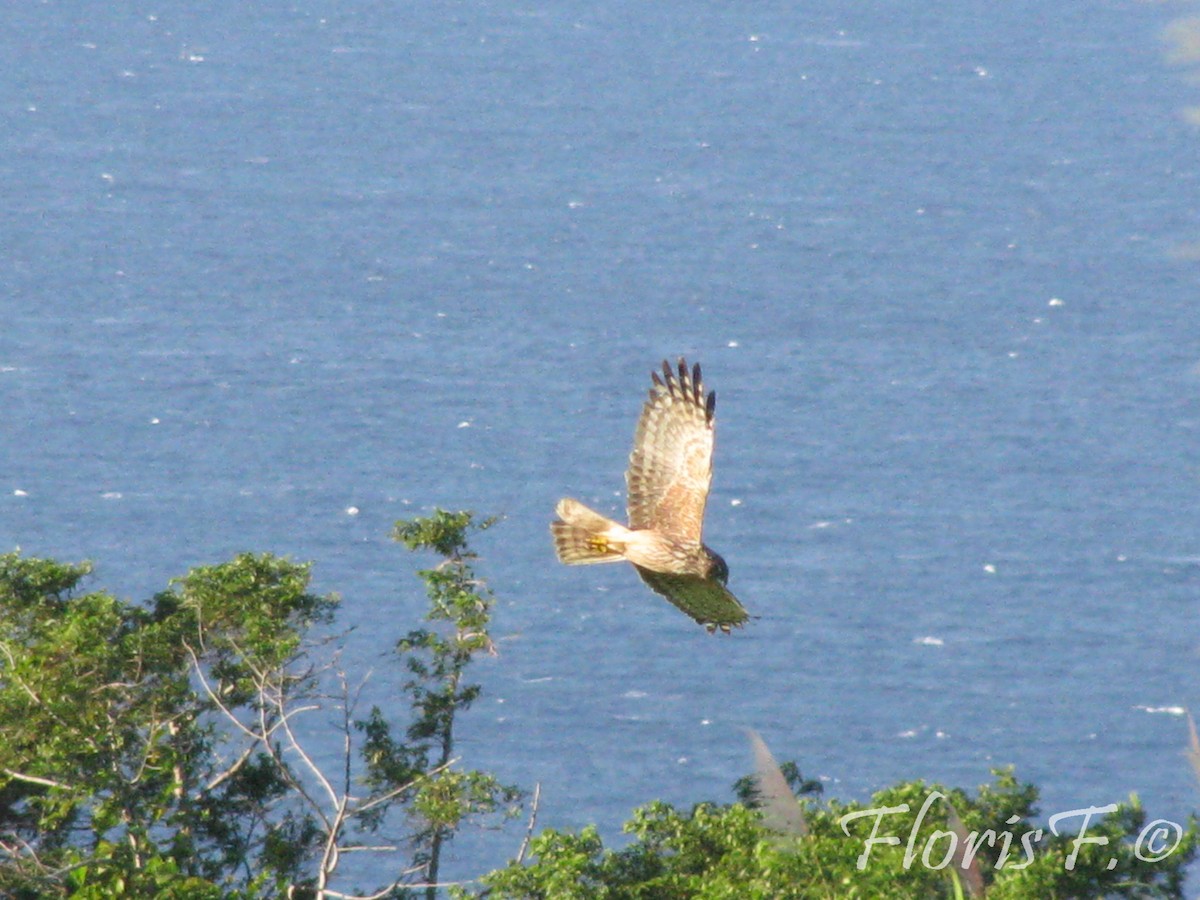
4, 0, 1200, 886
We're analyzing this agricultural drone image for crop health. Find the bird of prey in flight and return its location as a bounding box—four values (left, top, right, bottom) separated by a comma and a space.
552, 358, 748, 633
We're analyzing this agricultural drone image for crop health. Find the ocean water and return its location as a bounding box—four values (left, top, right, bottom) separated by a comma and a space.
4, 0, 1200, 887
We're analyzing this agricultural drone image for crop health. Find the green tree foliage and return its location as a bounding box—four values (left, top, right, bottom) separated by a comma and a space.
359, 510, 522, 899
0, 510, 519, 898
0, 551, 331, 898
471, 767, 1197, 899
2, 517, 1196, 899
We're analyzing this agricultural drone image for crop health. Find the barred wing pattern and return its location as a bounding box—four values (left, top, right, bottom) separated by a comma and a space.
552, 357, 748, 633
626, 359, 716, 541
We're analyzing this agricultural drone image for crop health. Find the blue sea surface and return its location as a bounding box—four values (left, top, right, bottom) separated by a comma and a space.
4, 0, 1200, 887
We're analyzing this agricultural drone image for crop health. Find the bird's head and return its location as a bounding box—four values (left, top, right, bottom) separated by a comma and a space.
705, 547, 729, 584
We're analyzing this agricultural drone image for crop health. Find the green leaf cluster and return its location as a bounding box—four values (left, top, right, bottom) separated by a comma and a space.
0, 551, 331, 897
0, 511, 520, 898
3, 515, 1197, 900
358, 511, 521, 899
472, 767, 1198, 899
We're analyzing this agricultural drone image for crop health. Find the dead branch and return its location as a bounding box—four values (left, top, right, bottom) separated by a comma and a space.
515, 781, 541, 865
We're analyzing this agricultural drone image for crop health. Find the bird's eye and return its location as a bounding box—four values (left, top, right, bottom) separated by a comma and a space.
710, 554, 729, 584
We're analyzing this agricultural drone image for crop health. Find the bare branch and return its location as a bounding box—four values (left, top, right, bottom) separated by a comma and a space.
184, 641, 264, 744
187, 638, 334, 832
206, 743, 258, 792
254, 690, 333, 835
276, 687, 340, 812
354, 756, 461, 817
334, 844, 400, 854
316, 794, 348, 896
515, 782, 541, 865
0, 832, 52, 873
0, 641, 44, 706
3, 769, 71, 790
338, 670, 354, 807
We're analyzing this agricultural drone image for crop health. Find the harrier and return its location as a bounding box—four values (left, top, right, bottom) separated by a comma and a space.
551, 358, 748, 632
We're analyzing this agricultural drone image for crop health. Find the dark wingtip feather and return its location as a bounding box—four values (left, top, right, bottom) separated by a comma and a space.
706, 390, 716, 421
653, 357, 712, 411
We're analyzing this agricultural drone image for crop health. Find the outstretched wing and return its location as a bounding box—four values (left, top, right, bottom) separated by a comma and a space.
633, 567, 749, 633
626, 359, 716, 541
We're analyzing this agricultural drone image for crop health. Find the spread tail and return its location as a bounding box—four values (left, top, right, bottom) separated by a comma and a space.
551, 498, 628, 565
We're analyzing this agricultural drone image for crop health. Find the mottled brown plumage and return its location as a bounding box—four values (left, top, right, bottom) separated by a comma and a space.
551, 358, 747, 633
